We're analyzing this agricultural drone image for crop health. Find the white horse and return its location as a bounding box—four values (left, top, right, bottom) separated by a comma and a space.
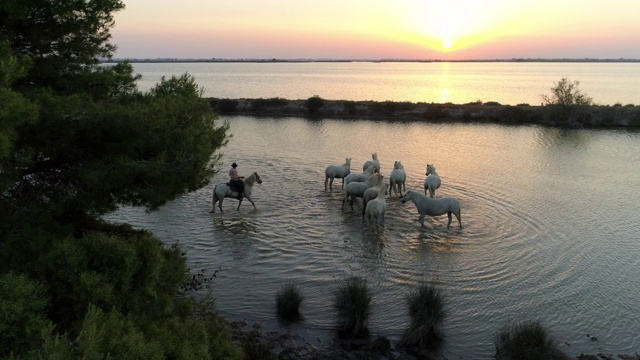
362, 152, 381, 173
343, 173, 383, 210
211, 171, 263, 213
364, 182, 387, 230
345, 165, 375, 186
424, 164, 441, 198
388, 161, 406, 197
325, 158, 351, 191
362, 179, 387, 219
401, 190, 462, 229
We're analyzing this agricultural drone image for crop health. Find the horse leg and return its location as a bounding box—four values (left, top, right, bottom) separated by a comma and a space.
349, 196, 355, 210
329, 177, 335, 192
456, 210, 462, 228
342, 192, 347, 210
245, 195, 257, 209
210, 192, 217, 213
419, 214, 425, 228
218, 198, 224, 213
447, 212, 452, 229
236, 196, 243, 211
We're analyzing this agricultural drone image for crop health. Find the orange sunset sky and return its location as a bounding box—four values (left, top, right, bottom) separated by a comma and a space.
111, 0, 640, 60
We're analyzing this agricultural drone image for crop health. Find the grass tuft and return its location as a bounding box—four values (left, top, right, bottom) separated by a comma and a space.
276, 282, 303, 323
495, 320, 571, 360
333, 276, 372, 338
400, 283, 446, 350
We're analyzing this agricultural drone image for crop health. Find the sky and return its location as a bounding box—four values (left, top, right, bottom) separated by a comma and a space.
110, 0, 640, 60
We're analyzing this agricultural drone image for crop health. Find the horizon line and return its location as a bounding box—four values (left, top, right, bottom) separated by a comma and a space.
103, 57, 640, 63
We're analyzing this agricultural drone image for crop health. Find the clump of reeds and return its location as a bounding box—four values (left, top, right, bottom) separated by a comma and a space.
333, 276, 372, 338
399, 283, 446, 350
276, 282, 303, 323
495, 320, 571, 360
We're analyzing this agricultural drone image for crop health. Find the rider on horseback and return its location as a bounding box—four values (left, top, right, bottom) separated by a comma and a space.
229, 162, 245, 200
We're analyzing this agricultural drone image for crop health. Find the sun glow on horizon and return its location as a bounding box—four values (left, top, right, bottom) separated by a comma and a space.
399, 0, 518, 55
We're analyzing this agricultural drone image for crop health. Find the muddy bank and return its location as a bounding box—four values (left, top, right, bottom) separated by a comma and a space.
208, 97, 640, 128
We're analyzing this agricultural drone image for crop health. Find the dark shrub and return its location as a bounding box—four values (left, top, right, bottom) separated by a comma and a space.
304, 95, 325, 114
424, 105, 445, 119
217, 98, 239, 113
484, 101, 501, 106
495, 320, 571, 360
0, 272, 49, 356
250, 97, 288, 111
499, 106, 529, 123
629, 111, 640, 127
399, 283, 446, 350
276, 282, 304, 323
343, 100, 357, 115
333, 276, 372, 338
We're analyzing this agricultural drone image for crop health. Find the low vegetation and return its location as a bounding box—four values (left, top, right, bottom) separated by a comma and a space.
400, 283, 446, 350
209, 79, 640, 128
333, 276, 372, 338
276, 282, 304, 323
495, 320, 571, 360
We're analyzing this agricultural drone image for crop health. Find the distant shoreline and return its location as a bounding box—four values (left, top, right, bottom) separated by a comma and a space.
102, 58, 640, 64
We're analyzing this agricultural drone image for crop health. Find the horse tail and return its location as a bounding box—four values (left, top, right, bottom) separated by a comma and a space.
212, 185, 218, 205
324, 174, 329, 190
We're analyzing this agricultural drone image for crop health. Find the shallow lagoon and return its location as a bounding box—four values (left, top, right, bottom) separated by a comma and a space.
107, 116, 640, 358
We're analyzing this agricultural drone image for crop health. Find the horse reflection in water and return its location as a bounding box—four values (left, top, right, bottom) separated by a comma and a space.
211, 172, 263, 213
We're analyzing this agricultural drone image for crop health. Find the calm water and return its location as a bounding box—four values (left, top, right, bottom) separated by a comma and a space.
107, 116, 640, 358
128, 61, 640, 106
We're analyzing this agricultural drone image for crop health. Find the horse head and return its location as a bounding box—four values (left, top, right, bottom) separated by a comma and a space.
373, 173, 384, 186
253, 172, 263, 184
394, 161, 403, 170
371, 153, 378, 160
401, 190, 413, 203
426, 164, 436, 176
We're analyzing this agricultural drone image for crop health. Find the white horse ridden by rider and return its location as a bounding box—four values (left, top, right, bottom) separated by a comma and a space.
362, 152, 381, 173
343, 173, 383, 211
325, 158, 352, 192
345, 165, 376, 186
211, 171, 263, 213
424, 164, 441, 198
362, 179, 387, 219
389, 161, 406, 197
364, 182, 387, 230
401, 190, 462, 229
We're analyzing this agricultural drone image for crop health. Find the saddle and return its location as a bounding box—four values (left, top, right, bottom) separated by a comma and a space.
226, 182, 239, 193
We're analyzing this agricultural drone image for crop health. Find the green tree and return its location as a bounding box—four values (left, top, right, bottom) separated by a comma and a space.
0, 2, 238, 357
541, 77, 592, 106
541, 78, 594, 127
0, 0, 126, 94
